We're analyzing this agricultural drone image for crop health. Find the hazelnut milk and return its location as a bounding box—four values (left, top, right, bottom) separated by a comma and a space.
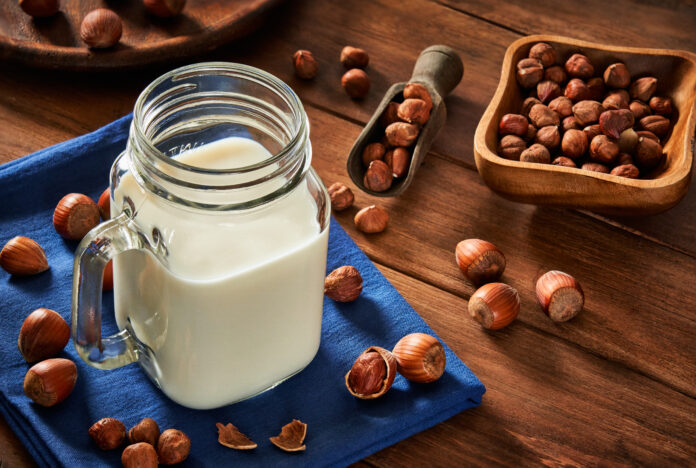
112, 137, 328, 409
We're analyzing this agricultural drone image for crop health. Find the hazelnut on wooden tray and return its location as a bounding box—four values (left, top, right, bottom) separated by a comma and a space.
649, 96, 672, 115
564, 78, 591, 101
19, 0, 59, 17
0, 236, 49, 275
561, 116, 580, 132
603, 90, 629, 110
629, 100, 651, 120
529, 42, 556, 67
552, 156, 577, 168
292, 49, 318, 79
640, 115, 670, 138
634, 137, 663, 170
586, 77, 605, 101
392, 333, 446, 383
499, 114, 528, 137
572, 100, 604, 126
581, 162, 610, 174
80, 9, 122, 49
630, 76, 657, 101
498, 135, 526, 160
345, 346, 397, 399
537, 80, 561, 103
544, 65, 567, 84
565, 53, 594, 79
18, 308, 70, 363
516, 58, 544, 88
589, 135, 620, 165
521, 97, 541, 117
548, 96, 573, 118
535, 126, 561, 150
561, 129, 587, 159
520, 143, 550, 164
611, 164, 640, 178
603, 62, 631, 89
144, 0, 186, 18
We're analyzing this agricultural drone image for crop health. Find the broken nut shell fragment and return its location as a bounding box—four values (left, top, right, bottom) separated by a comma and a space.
345, 346, 397, 399
269, 419, 307, 452
217, 422, 257, 450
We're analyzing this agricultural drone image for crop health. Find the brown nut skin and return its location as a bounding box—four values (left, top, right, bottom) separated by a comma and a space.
499, 114, 529, 137
537, 80, 561, 104
630, 77, 657, 101
384, 147, 410, 178
586, 77, 605, 101
603, 62, 631, 88
364, 160, 393, 192
565, 53, 594, 79
122, 442, 158, 468
157, 429, 191, 465
23, 358, 76, 407
128, 418, 160, 447
103, 259, 113, 292
144, 0, 186, 17
536, 271, 584, 322
634, 137, 663, 171
327, 182, 354, 211
380, 102, 401, 128
617, 152, 634, 166
535, 126, 561, 150
583, 124, 601, 143
564, 79, 591, 101
89, 418, 126, 450
340, 46, 369, 69
0, 236, 49, 276
629, 100, 651, 120
19, 0, 59, 17
392, 333, 446, 383
520, 143, 551, 164
455, 239, 506, 286
397, 98, 430, 125
403, 83, 433, 112
18, 308, 70, 363
618, 128, 639, 154
528, 104, 560, 128
80, 9, 122, 49
639, 115, 670, 139
602, 90, 630, 110
636, 130, 659, 143
548, 96, 573, 118
544, 65, 567, 84
97, 187, 110, 220
385, 122, 419, 147
345, 346, 397, 399
562, 116, 581, 132
324, 265, 362, 302
53, 193, 100, 240
498, 135, 526, 160
561, 129, 588, 159
589, 135, 620, 165
572, 100, 604, 127
469, 283, 520, 330
610, 164, 640, 179
354, 205, 388, 233
599, 109, 635, 139
341, 69, 370, 99
529, 42, 556, 67
581, 162, 610, 174
649, 96, 673, 116
292, 50, 318, 79
361, 142, 386, 167
521, 97, 541, 117
525, 124, 537, 141
516, 58, 544, 88
552, 156, 577, 168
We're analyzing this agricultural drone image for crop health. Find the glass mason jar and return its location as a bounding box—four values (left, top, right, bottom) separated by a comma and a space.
71, 63, 330, 410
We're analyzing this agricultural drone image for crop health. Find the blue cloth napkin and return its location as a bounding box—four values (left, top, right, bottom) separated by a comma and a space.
0, 115, 485, 467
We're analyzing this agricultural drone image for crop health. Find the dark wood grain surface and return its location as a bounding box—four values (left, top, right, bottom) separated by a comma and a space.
1, 0, 695, 466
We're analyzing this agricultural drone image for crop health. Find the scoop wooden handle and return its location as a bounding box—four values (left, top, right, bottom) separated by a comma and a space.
410, 45, 464, 98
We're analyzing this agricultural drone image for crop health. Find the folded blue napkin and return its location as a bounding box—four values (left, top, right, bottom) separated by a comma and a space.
0, 115, 485, 467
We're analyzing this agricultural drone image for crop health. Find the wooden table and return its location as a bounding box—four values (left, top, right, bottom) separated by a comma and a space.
2, 1, 695, 466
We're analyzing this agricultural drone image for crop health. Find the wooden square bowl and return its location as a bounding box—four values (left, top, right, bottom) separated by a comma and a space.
474, 35, 696, 216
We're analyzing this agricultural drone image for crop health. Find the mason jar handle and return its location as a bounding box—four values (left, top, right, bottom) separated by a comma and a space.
71, 212, 146, 369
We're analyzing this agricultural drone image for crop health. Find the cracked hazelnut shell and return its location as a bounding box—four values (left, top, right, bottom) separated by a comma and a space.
18, 308, 70, 363
536, 270, 584, 322
599, 109, 634, 140
468, 283, 520, 330
269, 419, 307, 452
392, 333, 446, 383
217, 422, 257, 450
455, 239, 506, 285
345, 346, 397, 399
324, 265, 362, 302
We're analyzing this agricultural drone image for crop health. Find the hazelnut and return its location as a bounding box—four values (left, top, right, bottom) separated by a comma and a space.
364, 160, 393, 192
80, 9, 122, 49
361, 142, 385, 167
639, 115, 670, 138
157, 429, 190, 465
525, 124, 538, 141
292, 50, 318, 79
535, 125, 561, 150
636, 130, 659, 143
561, 129, 588, 159
520, 143, 551, 164
128, 418, 160, 447
617, 152, 634, 166
97, 187, 110, 220
341, 69, 370, 99
528, 103, 560, 127
498, 135, 526, 160
603, 62, 631, 88
397, 98, 430, 125
354, 205, 388, 233
392, 333, 446, 383
516, 58, 544, 88
602, 90, 630, 110
544, 65, 567, 84
455, 239, 506, 285
468, 283, 520, 330
529, 42, 556, 67
19, 0, 59, 17
122, 443, 158, 468
564, 78, 591, 101
269, 420, 307, 452
144, 0, 186, 17
103, 259, 113, 292
581, 162, 610, 174
589, 135, 619, 165
629, 100, 651, 120
537, 80, 561, 104
89, 418, 126, 450
649, 96, 673, 116
345, 347, 397, 399
610, 164, 640, 179
598, 109, 634, 139
384, 147, 410, 178
548, 96, 573, 117
634, 137, 663, 170
552, 156, 577, 168
572, 100, 604, 126
499, 114, 529, 137
565, 53, 594, 79
0, 236, 49, 276
618, 128, 639, 154
403, 83, 433, 112
340, 46, 369, 69
380, 102, 401, 128
536, 271, 584, 322
630, 77, 657, 101
385, 122, 419, 147
217, 422, 257, 450
18, 308, 70, 363
562, 116, 580, 131
23, 358, 76, 406
327, 182, 354, 211
583, 124, 601, 143
53, 193, 100, 240
324, 265, 362, 302
586, 77, 605, 101
521, 97, 541, 117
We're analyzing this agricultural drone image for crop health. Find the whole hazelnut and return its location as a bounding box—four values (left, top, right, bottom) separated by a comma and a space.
128, 418, 161, 447
617, 152, 634, 166
564, 78, 591, 101
340, 46, 369, 69
53, 193, 100, 240
586, 77, 605, 101
89, 418, 126, 450
398, 98, 430, 125
384, 147, 410, 178
610, 164, 640, 179
516, 58, 544, 88
602, 90, 630, 110
561, 129, 588, 159
639, 115, 670, 138
521, 97, 541, 117
345, 347, 397, 399
537, 80, 561, 104
636, 130, 659, 143
583, 124, 601, 142
455, 239, 506, 285
548, 96, 573, 117
103, 260, 113, 292
499, 113, 529, 137
144, 0, 186, 17
630, 77, 657, 101
469, 283, 520, 330
0, 236, 49, 276
565, 53, 594, 79
618, 128, 639, 154
562, 116, 580, 131
23, 358, 76, 407
498, 135, 526, 160
535, 126, 561, 150
157, 429, 190, 465
341, 69, 370, 99
598, 109, 634, 139
380, 102, 401, 128
544, 65, 567, 84
392, 333, 446, 383
122, 442, 158, 468
385, 122, 419, 147
403, 83, 433, 112
634, 137, 663, 170
536, 271, 584, 322
603, 62, 631, 88
649, 96, 673, 116
19, 0, 59, 17
361, 142, 386, 167
324, 265, 362, 302
364, 160, 393, 192
354, 205, 389, 233
529, 42, 556, 67
292, 50, 318, 79
528, 103, 560, 127
589, 135, 620, 165
525, 124, 537, 141
572, 100, 604, 126
552, 156, 577, 168
327, 182, 354, 211
18, 308, 70, 363
97, 187, 110, 220
520, 143, 551, 164
80, 9, 122, 49
629, 100, 651, 120
581, 162, 610, 174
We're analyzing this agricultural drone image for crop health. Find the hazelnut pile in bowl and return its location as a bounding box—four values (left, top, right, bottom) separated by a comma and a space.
499, 42, 674, 178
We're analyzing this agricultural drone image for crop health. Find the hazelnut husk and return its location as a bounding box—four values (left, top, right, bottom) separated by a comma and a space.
537, 80, 561, 104
380, 102, 401, 128
520, 143, 551, 164
589, 135, 620, 165
341, 69, 370, 99
0, 236, 49, 276
634, 137, 663, 171
498, 135, 526, 160
544, 65, 567, 84
23, 358, 77, 407
548, 96, 573, 118
603, 62, 631, 88
529, 42, 556, 67
392, 333, 446, 383
565, 53, 594, 79
269, 420, 307, 452
340, 46, 369, 69
217, 422, 257, 450
581, 162, 610, 174
18, 308, 70, 363
385, 122, 419, 147
564, 79, 591, 101
562, 116, 581, 132
572, 100, 604, 126
552, 156, 577, 168
536, 271, 584, 322
89, 418, 126, 450
602, 90, 630, 110
128, 418, 160, 447
629, 100, 651, 120
292, 49, 318, 79
403, 83, 433, 112
324, 265, 362, 302
455, 239, 506, 285
583, 124, 601, 143
384, 147, 410, 178
364, 160, 393, 192
19, 0, 59, 17
157, 429, 190, 465
516, 58, 544, 88
639, 115, 670, 138
586, 77, 605, 101
397, 98, 430, 125
345, 346, 397, 399
649, 96, 673, 116
80, 8, 122, 49
598, 109, 634, 139
144, 0, 186, 17
327, 182, 354, 211
561, 129, 588, 159
53, 193, 100, 240
528, 104, 560, 128
535, 126, 561, 150
122, 442, 158, 468
521, 97, 541, 117
630, 77, 657, 101
361, 142, 386, 167
610, 164, 640, 179
499, 113, 529, 137
468, 283, 520, 330
354, 205, 389, 233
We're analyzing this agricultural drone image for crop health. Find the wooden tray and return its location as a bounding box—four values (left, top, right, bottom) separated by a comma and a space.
0, 0, 283, 70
